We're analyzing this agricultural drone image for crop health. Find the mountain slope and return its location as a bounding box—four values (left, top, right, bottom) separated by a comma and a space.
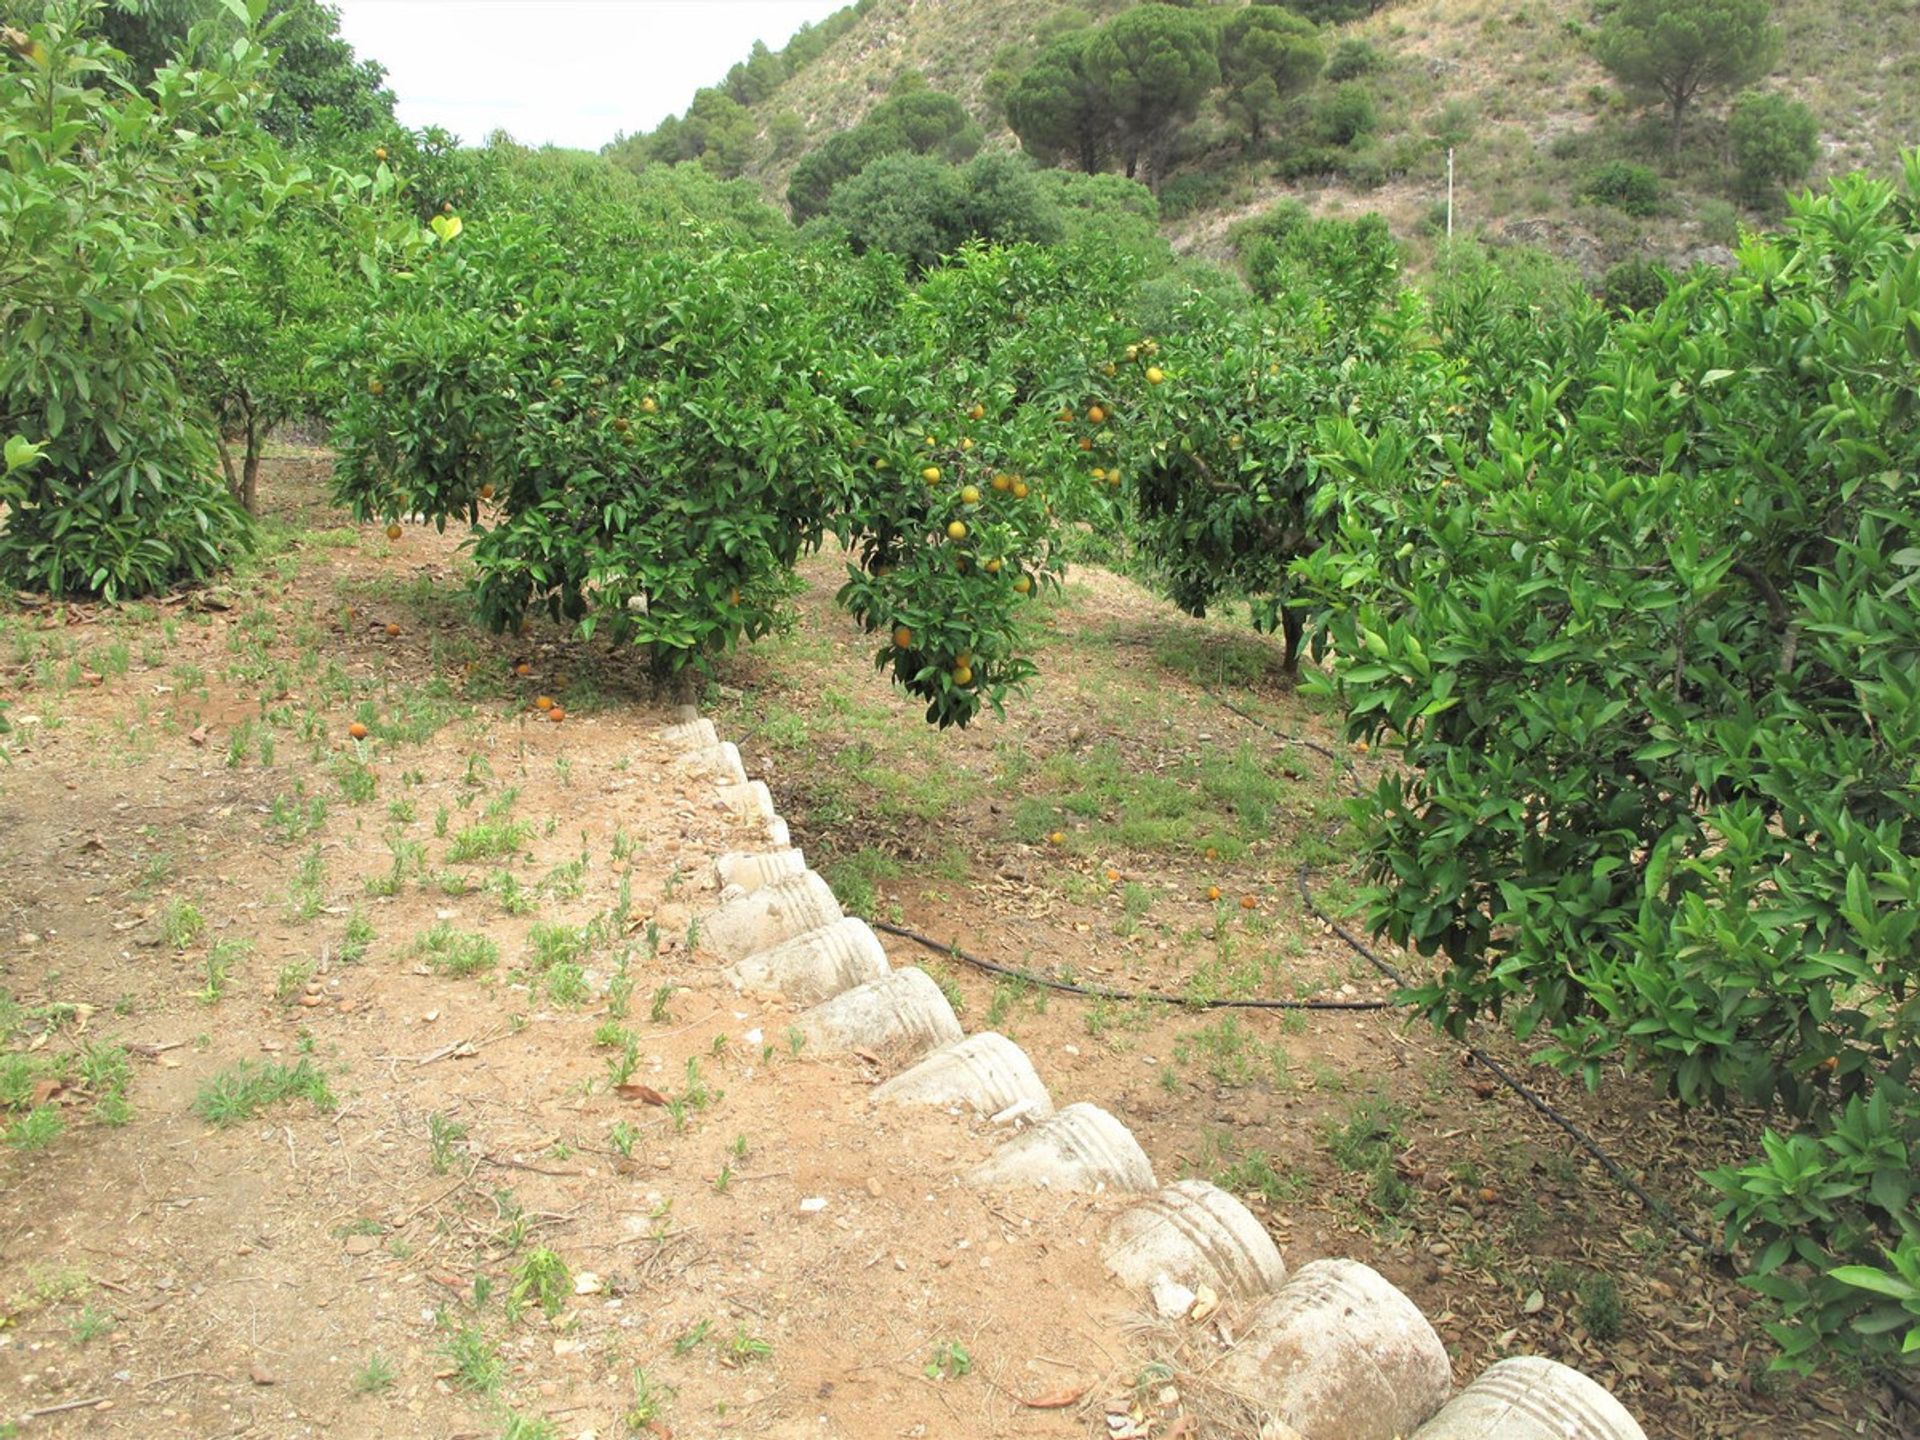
654, 0, 1920, 272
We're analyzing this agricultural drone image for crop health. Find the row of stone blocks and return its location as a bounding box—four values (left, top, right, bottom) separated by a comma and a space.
663, 710, 1646, 1440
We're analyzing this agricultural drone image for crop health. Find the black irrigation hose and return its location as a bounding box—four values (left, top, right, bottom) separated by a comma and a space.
1201, 683, 1345, 766
1293, 862, 1724, 1257
1203, 676, 1726, 1254
869, 920, 1395, 1012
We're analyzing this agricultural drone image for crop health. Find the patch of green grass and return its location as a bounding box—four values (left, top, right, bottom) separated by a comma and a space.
508, 1246, 571, 1320
351, 1351, 397, 1394
193, 1058, 335, 1127
626, 1365, 669, 1426
267, 789, 328, 844
200, 937, 251, 1005
4, 1106, 63, 1150
284, 846, 327, 921
525, 922, 588, 971
69, 1303, 115, 1343
447, 819, 531, 864
411, 923, 499, 977
161, 897, 205, 950
727, 1323, 773, 1363
1173, 1014, 1291, 1088
498, 1414, 556, 1440
1323, 1093, 1407, 1172
487, 869, 536, 915
1579, 1271, 1625, 1341
545, 964, 589, 1007
1205, 1133, 1310, 1208
366, 837, 425, 897
340, 908, 375, 963
275, 960, 316, 1004
821, 846, 900, 918
427, 1112, 470, 1173
332, 756, 377, 805
925, 1340, 972, 1380
437, 1318, 503, 1394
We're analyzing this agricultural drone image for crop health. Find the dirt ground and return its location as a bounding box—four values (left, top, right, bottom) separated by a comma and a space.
0, 454, 1908, 1439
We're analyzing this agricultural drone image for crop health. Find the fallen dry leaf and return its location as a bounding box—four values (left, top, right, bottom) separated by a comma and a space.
1019, 1384, 1088, 1410
615, 1083, 668, 1105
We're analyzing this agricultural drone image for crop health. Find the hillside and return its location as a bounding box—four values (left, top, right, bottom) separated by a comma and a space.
630, 0, 1920, 276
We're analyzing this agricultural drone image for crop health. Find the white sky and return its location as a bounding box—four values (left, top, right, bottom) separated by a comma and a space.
332, 1, 851, 151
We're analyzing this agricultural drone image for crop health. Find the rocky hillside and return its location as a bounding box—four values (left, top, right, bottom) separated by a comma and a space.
621, 0, 1920, 277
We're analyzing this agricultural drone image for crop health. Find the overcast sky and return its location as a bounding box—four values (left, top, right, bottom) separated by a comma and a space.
332, 1, 851, 151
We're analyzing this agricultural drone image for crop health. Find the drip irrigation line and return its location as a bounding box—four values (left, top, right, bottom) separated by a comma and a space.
1197, 677, 1725, 1257
869, 920, 1395, 1012
1201, 684, 1345, 765
1294, 862, 1724, 1258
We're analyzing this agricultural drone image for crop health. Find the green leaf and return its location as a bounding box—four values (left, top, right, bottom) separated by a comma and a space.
3, 435, 44, 474
1828, 1266, 1920, 1302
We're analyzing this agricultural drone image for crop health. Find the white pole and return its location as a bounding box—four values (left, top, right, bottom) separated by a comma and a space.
1447, 147, 1455, 242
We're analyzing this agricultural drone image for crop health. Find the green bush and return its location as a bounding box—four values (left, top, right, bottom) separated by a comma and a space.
1600, 257, 1670, 312
824, 151, 1064, 273
1315, 83, 1379, 147
1301, 153, 1920, 1371
1114, 277, 1453, 674
1157, 169, 1234, 220
1580, 160, 1664, 216
1729, 90, 1820, 205
0, 4, 268, 598
1325, 38, 1384, 82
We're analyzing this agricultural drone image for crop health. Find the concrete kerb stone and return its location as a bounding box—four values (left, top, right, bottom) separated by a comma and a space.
967, 1102, 1157, 1193
1218, 1258, 1453, 1440
1103, 1178, 1287, 1300
659, 717, 717, 750
871, 1031, 1055, 1121
715, 779, 777, 823
795, 966, 964, 1064
723, 916, 891, 1006
1410, 1356, 1647, 1440
678, 741, 749, 787
697, 871, 843, 962
714, 849, 808, 893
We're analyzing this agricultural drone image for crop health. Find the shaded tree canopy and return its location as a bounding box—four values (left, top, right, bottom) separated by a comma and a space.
1593, 0, 1781, 155
1083, 3, 1220, 189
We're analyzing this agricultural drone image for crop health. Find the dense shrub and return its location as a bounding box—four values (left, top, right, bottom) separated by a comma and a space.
0, 4, 267, 597
1301, 155, 1920, 1370
1729, 90, 1820, 204
1315, 83, 1379, 146
824, 152, 1065, 273
1580, 159, 1665, 215
1600, 257, 1670, 312
1157, 169, 1235, 219
1325, 38, 1384, 81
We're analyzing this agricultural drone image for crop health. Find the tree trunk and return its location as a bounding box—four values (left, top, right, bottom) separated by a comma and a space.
1667, 92, 1689, 162
216, 434, 240, 501
240, 416, 264, 515
1280, 607, 1304, 679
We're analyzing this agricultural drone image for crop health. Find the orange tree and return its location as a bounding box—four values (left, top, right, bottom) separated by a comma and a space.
826, 242, 1140, 723
1108, 278, 1460, 675
330, 210, 1140, 727
0, 2, 281, 597
1298, 156, 1920, 1371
